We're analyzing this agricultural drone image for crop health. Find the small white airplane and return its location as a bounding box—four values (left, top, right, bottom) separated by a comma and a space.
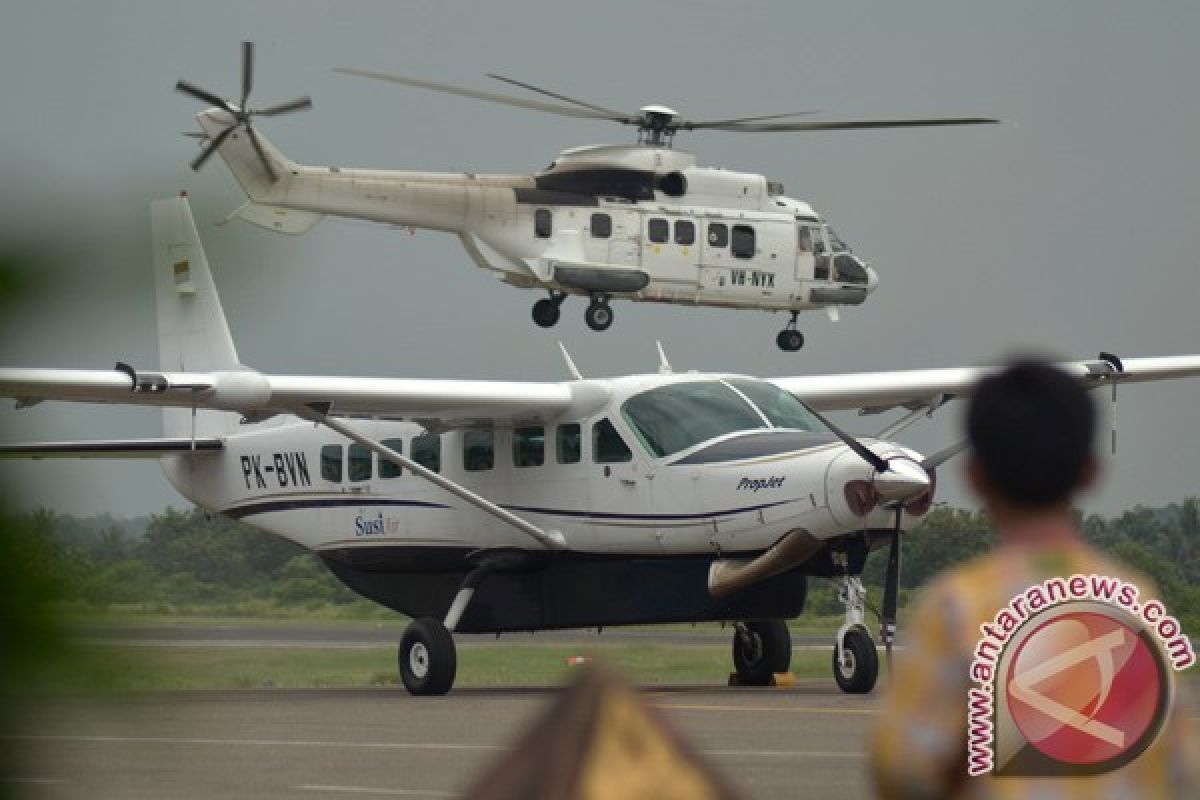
175, 43, 996, 351
3, 196, 1198, 696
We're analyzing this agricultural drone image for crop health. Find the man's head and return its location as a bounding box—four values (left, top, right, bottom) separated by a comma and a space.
966, 359, 1097, 512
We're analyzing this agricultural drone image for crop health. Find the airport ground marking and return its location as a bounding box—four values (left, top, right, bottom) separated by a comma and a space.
295, 785, 455, 797
654, 702, 878, 716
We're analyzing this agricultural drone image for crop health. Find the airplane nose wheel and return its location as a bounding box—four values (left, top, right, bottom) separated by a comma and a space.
731, 620, 792, 686
831, 575, 878, 693
532, 292, 564, 328
776, 313, 804, 352
584, 294, 614, 332
398, 617, 457, 695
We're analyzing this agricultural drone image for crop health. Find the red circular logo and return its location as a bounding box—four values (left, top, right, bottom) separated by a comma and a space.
1005, 610, 1164, 767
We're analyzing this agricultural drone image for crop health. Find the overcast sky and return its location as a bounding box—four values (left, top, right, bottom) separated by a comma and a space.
2, 1, 1198, 519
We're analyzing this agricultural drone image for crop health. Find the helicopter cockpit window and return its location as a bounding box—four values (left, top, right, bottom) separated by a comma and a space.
621, 381, 767, 458
463, 430, 495, 472
590, 213, 612, 239
593, 418, 633, 463
797, 226, 814, 254
828, 227, 850, 253
534, 208, 553, 239
707, 223, 728, 248
647, 218, 669, 244
731, 225, 756, 259
675, 220, 695, 246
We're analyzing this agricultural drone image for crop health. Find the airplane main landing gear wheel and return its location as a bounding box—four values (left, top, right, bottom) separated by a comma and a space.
776, 312, 804, 352
398, 617, 457, 695
584, 295, 614, 332
531, 297, 561, 328
832, 627, 878, 694
732, 619, 792, 686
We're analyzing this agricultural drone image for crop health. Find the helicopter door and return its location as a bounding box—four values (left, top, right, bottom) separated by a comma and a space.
795, 223, 818, 283
641, 214, 700, 294
606, 210, 640, 268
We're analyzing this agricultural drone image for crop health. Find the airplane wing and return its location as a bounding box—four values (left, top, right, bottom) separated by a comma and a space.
0, 366, 577, 424
770, 355, 1200, 413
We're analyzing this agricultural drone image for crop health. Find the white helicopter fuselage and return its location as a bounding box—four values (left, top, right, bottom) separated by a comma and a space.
202, 112, 877, 316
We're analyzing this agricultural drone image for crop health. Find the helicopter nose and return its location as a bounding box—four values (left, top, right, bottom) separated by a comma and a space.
865, 266, 880, 293
873, 457, 931, 504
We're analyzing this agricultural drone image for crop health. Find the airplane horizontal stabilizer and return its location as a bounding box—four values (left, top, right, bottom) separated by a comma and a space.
232, 201, 323, 235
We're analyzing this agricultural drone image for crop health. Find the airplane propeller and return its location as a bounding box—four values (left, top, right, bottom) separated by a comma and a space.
176, 41, 312, 181
335, 66, 997, 147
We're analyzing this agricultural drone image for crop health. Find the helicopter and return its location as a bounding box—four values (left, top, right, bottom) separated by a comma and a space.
176, 43, 997, 351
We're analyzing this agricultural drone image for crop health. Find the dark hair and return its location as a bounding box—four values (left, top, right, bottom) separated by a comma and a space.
966, 359, 1095, 508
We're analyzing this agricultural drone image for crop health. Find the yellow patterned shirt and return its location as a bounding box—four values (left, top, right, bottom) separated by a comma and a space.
870, 532, 1198, 799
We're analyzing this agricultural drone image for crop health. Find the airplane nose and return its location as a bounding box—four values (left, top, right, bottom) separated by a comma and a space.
865, 266, 880, 293
872, 457, 930, 504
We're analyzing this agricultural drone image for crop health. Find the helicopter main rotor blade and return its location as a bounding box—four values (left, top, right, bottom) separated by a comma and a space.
176, 80, 235, 113
684, 110, 820, 128
701, 116, 1000, 133
334, 67, 628, 122
190, 123, 238, 171
485, 73, 629, 117
241, 41, 254, 110
255, 95, 313, 116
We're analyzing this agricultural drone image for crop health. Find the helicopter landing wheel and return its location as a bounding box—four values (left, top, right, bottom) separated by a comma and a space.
532, 297, 561, 328
776, 329, 804, 352
584, 295, 614, 332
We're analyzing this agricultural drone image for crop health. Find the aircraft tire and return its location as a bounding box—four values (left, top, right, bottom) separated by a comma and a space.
832, 627, 878, 694
398, 617, 457, 696
584, 299, 614, 332
732, 619, 792, 686
776, 330, 804, 352
532, 298, 561, 328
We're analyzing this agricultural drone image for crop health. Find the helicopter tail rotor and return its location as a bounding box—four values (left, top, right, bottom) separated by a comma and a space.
176, 41, 312, 182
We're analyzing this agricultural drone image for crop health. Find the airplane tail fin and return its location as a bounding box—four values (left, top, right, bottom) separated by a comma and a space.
150, 194, 241, 437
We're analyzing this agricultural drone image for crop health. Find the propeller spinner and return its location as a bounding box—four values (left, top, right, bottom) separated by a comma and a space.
176, 42, 313, 181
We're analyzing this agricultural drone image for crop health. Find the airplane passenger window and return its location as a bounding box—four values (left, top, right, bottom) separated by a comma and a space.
348, 444, 372, 482
731, 225, 756, 259
557, 423, 581, 464
708, 223, 728, 247
464, 429, 495, 471
379, 438, 404, 478
675, 220, 695, 246
513, 426, 544, 467
648, 218, 669, 243
534, 208, 553, 239
320, 444, 343, 483
591, 213, 612, 239
593, 418, 632, 463
412, 433, 441, 473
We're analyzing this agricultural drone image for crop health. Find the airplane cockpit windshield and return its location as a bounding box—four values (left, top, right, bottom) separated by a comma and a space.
620, 380, 828, 458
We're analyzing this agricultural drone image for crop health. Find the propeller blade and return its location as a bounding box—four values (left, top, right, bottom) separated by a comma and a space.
245, 125, 278, 183
334, 67, 627, 122
806, 407, 890, 473
699, 116, 1000, 133
255, 96, 313, 116
920, 439, 967, 472
684, 110, 820, 129
176, 80, 234, 113
241, 41, 255, 110
189, 123, 238, 171
881, 508, 902, 676
486, 73, 628, 117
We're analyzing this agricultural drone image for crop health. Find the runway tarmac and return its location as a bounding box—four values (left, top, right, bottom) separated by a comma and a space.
5, 684, 879, 799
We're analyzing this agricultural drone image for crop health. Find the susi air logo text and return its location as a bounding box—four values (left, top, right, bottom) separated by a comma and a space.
737, 476, 786, 492
355, 512, 401, 537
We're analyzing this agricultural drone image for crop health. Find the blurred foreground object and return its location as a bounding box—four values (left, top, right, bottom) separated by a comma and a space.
462, 663, 741, 800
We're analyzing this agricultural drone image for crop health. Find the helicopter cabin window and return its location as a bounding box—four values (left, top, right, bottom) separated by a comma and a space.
593, 418, 633, 463
320, 444, 343, 483
590, 213, 612, 239
647, 218, 669, 244
513, 426, 545, 468
675, 220, 695, 246
348, 444, 372, 482
707, 223, 728, 248
411, 433, 441, 474
797, 226, 814, 254
556, 423, 582, 464
379, 438, 404, 478
463, 430, 495, 472
534, 208, 553, 238
731, 225, 756, 259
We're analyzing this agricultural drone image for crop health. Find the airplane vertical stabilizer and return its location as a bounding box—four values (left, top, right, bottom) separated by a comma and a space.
151, 195, 240, 437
